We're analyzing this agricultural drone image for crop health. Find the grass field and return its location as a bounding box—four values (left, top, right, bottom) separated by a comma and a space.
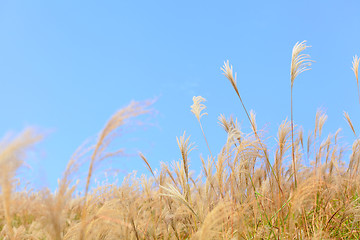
1, 42, 360, 239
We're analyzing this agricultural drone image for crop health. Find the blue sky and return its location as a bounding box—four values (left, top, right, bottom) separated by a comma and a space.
1, 1, 360, 191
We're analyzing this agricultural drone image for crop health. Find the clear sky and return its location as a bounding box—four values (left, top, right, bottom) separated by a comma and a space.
1, 1, 360, 191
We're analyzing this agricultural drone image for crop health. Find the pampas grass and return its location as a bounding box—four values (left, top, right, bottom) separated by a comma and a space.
1, 43, 360, 239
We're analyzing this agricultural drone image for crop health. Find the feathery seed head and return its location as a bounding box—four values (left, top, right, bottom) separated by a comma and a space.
218, 114, 233, 133
352, 55, 359, 84
191, 96, 208, 122
218, 114, 240, 134
314, 109, 327, 138
226, 127, 242, 151
277, 119, 291, 148
221, 60, 238, 92
290, 41, 312, 88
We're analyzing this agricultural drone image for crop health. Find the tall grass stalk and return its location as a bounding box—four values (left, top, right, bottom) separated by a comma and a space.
290, 40, 312, 187
221, 60, 284, 195
191, 96, 212, 156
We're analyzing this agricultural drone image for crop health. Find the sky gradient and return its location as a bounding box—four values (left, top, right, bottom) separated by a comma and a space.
1, 1, 360, 190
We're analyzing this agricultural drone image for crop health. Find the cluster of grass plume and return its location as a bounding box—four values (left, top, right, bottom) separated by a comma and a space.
0, 42, 360, 239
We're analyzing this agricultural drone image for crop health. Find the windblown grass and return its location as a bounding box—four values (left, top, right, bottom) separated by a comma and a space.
1, 43, 360, 239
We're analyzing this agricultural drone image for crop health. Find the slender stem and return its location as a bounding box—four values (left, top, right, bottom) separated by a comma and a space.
291, 87, 297, 188
357, 81, 360, 106
198, 121, 212, 157
233, 87, 284, 195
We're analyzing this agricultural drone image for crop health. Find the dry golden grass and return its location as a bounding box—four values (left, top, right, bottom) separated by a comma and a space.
1, 44, 360, 239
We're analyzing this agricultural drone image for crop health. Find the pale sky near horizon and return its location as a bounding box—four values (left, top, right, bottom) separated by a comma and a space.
1, 1, 360, 191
